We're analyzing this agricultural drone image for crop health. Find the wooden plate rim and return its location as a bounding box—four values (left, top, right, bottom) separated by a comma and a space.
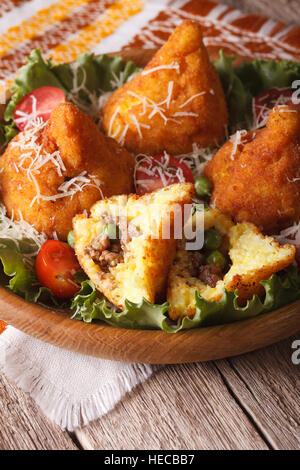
0, 285, 299, 363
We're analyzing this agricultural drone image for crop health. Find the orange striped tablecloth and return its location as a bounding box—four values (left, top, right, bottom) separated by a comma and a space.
0, 0, 300, 98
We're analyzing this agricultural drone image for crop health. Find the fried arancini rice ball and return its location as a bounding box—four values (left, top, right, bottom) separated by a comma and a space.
102, 20, 228, 155
73, 183, 194, 309
167, 209, 295, 320
0, 102, 135, 240
205, 105, 300, 233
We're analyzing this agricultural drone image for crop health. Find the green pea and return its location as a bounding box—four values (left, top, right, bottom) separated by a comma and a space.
192, 203, 209, 215
194, 177, 212, 198
204, 228, 222, 251
67, 230, 74, 247
103, 223, 120, 242
206, 250, 226, 270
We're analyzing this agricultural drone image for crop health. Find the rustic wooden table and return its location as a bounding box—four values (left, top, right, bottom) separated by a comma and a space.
1, 0, 300, 451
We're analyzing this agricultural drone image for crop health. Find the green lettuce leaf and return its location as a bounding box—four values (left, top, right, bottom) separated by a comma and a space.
262, 265, 300, 311
0, 233, 299, 332
4, 49, 66, 122
52, 53, 138, 94
235, 59, 300, 96
214, 51, 300, 130
71, 266, 300, 332
71, 280, 172, 331
0, 238, 33, 294
214, 50, 253, 129
0, 122, 19, 147
3, 48, 299, 144
25, 285, 60, 305
0, 237, 60, 305
1, 49, 140, 145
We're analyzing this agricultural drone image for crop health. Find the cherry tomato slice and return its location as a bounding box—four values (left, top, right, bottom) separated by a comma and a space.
135, 154, 194, 196
253, 87, 294, 128
14, 86, 66, 131
35, 240, 81, 299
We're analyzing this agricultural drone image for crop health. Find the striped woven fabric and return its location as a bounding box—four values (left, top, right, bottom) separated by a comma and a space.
125, 0, 300, 61
0, 0, 299, 97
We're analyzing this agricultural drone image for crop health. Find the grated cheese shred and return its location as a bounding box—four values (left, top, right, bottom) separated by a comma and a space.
11, 120, 103, 207
172, 111, 198, 117
127, 82, 178, 125
177, 143, 216, 178
133, 146, 213, 191
275, 222, 300, 247
178, 92, 206, 109
67, 62, 136, 119
252, 89, 294, 129
14, 95, 53, 130
141, 62, 180, 76
0, 202, 47, 264
116, 87, 210, 142
229, 130, 248, 160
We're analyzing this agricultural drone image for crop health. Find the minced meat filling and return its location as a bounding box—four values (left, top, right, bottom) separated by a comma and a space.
187, 231, 227, 287
187, 226, 228, 287
190, 251, 205, 276
198, 263, 223, 287
86, 232, 124, 272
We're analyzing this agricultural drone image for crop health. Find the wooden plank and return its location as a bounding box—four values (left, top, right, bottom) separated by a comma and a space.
0, 372, 78, 450
74, 362, 268, 450
216, 337, 300, 450
221, 0, 300, 24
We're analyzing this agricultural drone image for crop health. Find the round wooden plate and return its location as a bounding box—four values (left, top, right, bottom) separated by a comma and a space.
0, 48, 299, 364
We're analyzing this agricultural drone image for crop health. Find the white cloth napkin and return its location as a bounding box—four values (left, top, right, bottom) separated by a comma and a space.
0, 326, 153, 431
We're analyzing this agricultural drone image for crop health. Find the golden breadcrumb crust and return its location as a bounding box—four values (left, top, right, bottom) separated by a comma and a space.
73, 183, 194, 309
102, 20, 228, 155
0, 102, 135, 240
167, 209, 295, 320
205, 105, 300, 233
